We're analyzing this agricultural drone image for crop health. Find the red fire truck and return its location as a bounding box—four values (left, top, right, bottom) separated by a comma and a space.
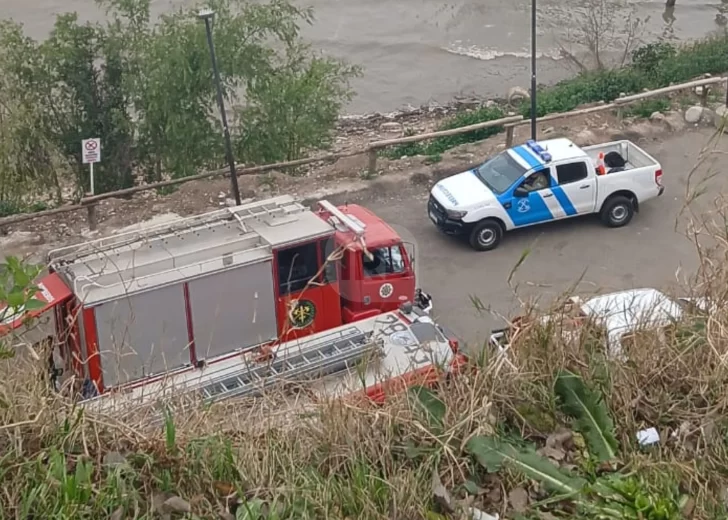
1, 196, 461, 412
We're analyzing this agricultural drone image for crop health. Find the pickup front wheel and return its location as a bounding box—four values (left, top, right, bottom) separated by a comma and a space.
469, 220, 503, 251
600, 196, 634, 228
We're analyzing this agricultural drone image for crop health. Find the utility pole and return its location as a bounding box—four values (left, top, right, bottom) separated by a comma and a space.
530, 0, 537, 141
198, 8, 242, 206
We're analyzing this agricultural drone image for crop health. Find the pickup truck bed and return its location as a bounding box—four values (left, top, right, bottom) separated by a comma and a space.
582, 140, 660, 173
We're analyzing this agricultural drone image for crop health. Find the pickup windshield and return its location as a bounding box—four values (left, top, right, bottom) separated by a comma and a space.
473, 151, 527, 194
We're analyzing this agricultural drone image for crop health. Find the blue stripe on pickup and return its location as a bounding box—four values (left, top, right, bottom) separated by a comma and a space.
511, 145, 543, 170
551, 187, 578, 216
512, 145, 578, 216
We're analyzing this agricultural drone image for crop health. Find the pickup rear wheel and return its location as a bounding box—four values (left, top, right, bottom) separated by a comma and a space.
600, 195, 634, 228
469, 220, 503, 251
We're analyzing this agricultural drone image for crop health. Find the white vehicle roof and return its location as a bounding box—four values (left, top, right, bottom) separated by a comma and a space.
47, 195, 333, 305
578, 288, 683, 357
507, 138, 587, 171
580, 288, 683, 334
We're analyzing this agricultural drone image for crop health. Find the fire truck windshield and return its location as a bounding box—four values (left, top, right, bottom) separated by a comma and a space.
363, 245, 406, 277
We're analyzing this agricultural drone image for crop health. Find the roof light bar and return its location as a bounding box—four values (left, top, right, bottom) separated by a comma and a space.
526, 139, 552, 163
318, 200, 366, 237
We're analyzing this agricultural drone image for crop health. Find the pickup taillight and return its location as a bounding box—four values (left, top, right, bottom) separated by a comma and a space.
655, 169, 663, 186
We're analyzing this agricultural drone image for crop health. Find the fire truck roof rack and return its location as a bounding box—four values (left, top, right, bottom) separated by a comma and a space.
47, 195, 334, 306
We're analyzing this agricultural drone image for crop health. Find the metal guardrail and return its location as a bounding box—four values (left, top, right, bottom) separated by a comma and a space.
1, 75, 725, 232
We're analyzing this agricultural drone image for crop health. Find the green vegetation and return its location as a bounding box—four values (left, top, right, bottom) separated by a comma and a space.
0, 0, 359, 212
3, 239, 728, 518
386, 36, 728, 159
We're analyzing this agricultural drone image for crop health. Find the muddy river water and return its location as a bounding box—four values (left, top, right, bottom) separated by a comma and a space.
4, 0, 726, 112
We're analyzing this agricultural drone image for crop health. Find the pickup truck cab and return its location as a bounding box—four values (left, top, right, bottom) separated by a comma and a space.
428, 138, 664, 251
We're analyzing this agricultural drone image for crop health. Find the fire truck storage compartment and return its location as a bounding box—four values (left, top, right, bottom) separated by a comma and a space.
186, 259, 277, 361
94, 284, 190, 387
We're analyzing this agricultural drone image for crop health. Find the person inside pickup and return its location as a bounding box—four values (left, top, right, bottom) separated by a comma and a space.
521, 170, 550, 191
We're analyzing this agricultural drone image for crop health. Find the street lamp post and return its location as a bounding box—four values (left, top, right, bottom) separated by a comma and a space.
530, 0, 537, 141
198, 8, 242, 206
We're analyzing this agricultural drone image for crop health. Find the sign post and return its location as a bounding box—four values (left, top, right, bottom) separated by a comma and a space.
81, 138, 101, 195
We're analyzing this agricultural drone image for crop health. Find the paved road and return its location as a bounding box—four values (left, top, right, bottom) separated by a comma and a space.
355, 128, 728, 346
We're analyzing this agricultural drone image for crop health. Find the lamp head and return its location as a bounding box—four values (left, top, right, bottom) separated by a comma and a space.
197, 8, 215, 21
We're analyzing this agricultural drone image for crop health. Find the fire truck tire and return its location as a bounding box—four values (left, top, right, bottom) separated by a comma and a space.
600, 195, 634, 228
469, 219, 503, 251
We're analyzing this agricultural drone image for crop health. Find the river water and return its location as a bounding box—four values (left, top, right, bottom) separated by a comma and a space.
4, 0, 727, 113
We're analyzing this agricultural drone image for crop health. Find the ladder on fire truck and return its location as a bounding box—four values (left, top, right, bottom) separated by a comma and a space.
80, 324, 382, 418
317, 200, 370, 253
198, 325, 378, 404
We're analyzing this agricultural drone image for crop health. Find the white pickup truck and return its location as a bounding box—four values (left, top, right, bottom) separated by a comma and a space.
427, 138, 664, 251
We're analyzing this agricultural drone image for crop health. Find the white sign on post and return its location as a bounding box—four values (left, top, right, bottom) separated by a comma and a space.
82, 138, 101, 195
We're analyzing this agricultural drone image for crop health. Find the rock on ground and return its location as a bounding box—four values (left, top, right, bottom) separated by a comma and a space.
714, 105, 728, 129
572, 129, 597, 146
685, 105, 704, 124
507, 86, 530, 105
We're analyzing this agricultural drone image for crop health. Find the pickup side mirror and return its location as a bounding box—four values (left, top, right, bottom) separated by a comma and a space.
514, 186, 529, 197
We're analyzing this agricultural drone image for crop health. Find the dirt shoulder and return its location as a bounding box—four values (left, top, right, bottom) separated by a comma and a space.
0, 104, 697, 261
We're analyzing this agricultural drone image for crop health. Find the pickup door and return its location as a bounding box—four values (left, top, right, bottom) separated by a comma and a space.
501, 160, 596, 228
550, 160, 597, 215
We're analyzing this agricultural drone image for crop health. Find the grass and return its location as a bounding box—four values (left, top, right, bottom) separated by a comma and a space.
385, 35, 728, 160
0, 199, 49, 219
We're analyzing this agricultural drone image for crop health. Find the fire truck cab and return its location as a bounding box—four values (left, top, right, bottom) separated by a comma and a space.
1, 196, 445, 404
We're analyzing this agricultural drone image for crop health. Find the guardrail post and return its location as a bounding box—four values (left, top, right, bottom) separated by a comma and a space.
86, 203, 98, 231
367, 148, 378, 177
700, 85, 710, 107
505, 125, 515, 147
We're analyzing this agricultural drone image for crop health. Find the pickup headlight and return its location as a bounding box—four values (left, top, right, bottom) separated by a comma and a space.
446, 209, 468, 220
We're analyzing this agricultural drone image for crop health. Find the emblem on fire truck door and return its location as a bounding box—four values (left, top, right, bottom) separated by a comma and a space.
289, 299, 316, 328
379, 283, 394, 298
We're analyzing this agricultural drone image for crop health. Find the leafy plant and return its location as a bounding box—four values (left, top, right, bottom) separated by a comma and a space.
0, 256, 44, 323
0, 256, 45, 359
410, 371, 688, 518
409, 385, 446, 434
466, 436, 588, 496
554, 370, 619, 462
631, 42, 677, 75
237, 43, 361, 164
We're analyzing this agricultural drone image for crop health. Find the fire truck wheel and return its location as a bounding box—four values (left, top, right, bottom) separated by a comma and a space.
600, 195, 634, 228
469, 219, 503, 251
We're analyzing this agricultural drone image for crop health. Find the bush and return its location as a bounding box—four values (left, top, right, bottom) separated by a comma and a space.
391, 34, 728, 158
624, 98, 671, 119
